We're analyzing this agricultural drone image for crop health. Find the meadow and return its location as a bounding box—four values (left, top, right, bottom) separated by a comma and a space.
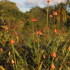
0, 0, 70, 70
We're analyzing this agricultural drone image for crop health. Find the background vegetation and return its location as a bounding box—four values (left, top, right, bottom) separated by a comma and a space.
0, 0, 70, 70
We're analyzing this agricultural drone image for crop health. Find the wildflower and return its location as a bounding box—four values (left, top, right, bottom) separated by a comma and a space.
11, 59, 15, 64
51, 52, 56, 58
0, 48, 3, 52
68, 47, 70, 51
50, 15, 53, 18
37, 30, 42, 35
54, 28, 58, 34
31, 18, 37, 22
47, 0, 50, 3
1, 26, 8, 30
10, 39, 15, 44
53, 11, 57, 16
51, 64, 55, 69
5, 26, 8, 30
43, 54, 46, 59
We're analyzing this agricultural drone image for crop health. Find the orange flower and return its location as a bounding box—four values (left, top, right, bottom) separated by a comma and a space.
10, 39, 15, 44
51, 52, 56, 58
54, 28, 58, 34
5, 26, 8, 30
47, 0, 50, 3
11, 59, 15, 64
43, 54, 46, 59
50, 15, 53, 18
51, 64, 55, 69
1, 26, 8, 30
68, 47, 70, 51
37, 30, 42, 35
53, 11, 57, 16
0, 48, 3, 52
31, 18, 37, 22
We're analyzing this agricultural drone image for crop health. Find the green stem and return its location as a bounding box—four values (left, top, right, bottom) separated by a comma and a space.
47, 5, 49, 28
37, 35, 40, 70
12, 44, 17, 70
54, 16, 55, 24
59, 51, 70, 70
33, 23, 36, 52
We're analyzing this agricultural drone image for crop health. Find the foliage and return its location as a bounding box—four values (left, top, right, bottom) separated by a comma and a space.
0, 1, 70, 70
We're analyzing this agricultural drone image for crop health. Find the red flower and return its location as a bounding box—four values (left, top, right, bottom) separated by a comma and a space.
47, 0, 50, 3
51, 52, 56, 58
37, 30, 42, 35
10, 39, 15, 44
31, 18, 37, 22
53, 11, 57, 15
51, 64, 55, 69
50, 15, 53, 18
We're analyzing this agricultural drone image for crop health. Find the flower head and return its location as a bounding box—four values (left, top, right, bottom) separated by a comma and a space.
31, 18, 37, 22
37, 30, 42, 35
54, 28, 58, 34
5, 26, 8, 30
43, 54, 46, 59
53, 11, 57, 16
11, 59, 15, 64
51, 52, 56, 58
47, 0, 50, 3
50, 15, 53, 18
10, 39, 15, 44
1, 26, 8, 30
68, 47, 70, 51
51, 64, 55, 69
0, 48, 3, 52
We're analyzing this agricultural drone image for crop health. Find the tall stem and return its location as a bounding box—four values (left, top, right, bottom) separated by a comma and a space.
47, 3, 49, 28
33, 23, 35, 50
12, 44, 17, 70
59, 51, 70, 70
37, 35, 40, 70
